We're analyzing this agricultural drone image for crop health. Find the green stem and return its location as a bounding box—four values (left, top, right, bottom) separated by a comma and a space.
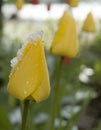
50, 56, 64, 130
0, 0, 3, 44
21, 100, 29, 130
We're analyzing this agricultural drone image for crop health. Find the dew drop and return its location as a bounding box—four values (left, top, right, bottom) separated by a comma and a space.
24, 91, 27, 94
26, 81, 29, 84
16, 67, 19, 70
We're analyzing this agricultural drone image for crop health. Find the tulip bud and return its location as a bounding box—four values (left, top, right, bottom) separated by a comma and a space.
29, 0, 39, 4
7, 32, 50, 103
16, 0, 24, 10
66, 0, 79, 7
82, 12, 96, 32
64, 57, 71, 64
47, 2, 51, 11
50, 11, 79, 57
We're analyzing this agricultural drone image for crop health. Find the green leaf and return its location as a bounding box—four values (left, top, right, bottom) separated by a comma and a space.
0, 106, 13, 130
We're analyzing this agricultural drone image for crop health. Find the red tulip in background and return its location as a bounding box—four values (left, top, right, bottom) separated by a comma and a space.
29, 0, 40, 4
64, 57, 71, 64
47, 2, 51, 11
65, 0, 71, 4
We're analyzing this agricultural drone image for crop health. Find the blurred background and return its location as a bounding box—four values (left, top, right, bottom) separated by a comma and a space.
0, 0, 101, 130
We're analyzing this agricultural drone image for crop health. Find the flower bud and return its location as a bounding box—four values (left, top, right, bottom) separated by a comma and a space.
82, 12, 96, 32
50, 11, 79, 57
66, 0, 79, 7
7, 33, 50, 103
16, 0, 24, 10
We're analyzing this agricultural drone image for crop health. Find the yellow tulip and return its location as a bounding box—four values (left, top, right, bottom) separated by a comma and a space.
7, 32, 50, 103
16, 0, 24, 10
66, 0, 79, 7
82, 12, 96, 32
50, 11, 79, 57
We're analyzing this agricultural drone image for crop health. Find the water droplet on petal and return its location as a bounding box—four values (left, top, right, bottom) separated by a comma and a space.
24, 91, 27, 94
26, 81, 29, 84
16, 67, 19, 70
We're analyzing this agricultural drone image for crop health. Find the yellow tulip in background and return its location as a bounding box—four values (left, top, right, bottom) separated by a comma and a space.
82, 12, 96, 32
50, 11, 79, 57
7, 33, 50, 103
66, 0, 79, 7
16, 0, 24, 10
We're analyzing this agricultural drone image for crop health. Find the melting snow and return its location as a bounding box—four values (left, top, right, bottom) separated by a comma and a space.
10, 31, 43, 69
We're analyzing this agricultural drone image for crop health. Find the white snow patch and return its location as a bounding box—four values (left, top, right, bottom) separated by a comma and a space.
10, 31, 43, 69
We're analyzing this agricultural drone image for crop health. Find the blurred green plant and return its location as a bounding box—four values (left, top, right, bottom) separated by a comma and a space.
0, 41, 21, 88
0, 106, 13, 130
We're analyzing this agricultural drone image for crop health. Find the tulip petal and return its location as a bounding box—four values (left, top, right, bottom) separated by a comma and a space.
50, 11, 79, 57
31, 57, 50, 103
82, 12, 96, 32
